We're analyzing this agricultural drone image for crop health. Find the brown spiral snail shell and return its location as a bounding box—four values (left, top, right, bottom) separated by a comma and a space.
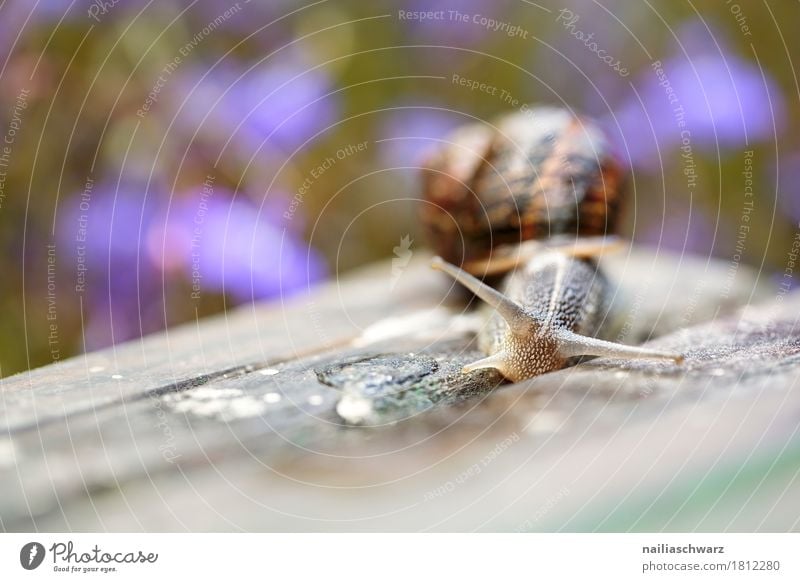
421, 108, 683, 382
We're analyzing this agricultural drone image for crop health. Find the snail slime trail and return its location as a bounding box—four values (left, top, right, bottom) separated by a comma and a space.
422, 108, 684, 382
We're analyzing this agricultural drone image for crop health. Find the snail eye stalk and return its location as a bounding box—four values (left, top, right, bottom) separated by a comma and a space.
431, 256, 535, 335
555, 329, 684, 364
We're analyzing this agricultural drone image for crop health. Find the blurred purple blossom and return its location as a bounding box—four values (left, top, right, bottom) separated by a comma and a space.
187, 0, 296, 43
378, 107, 461, 168
609, 20, 784, 168
148, 187, 326, 303
21, 0, 86, 22
174, 52, 339, 156
22, 0, 151, 23
536, 0, 642, 111
56, 177, 325, 349
401, 0, 506, 46
57, 178, 165, 349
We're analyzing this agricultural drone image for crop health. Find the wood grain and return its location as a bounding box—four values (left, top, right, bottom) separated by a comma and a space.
1, 250, 796, 532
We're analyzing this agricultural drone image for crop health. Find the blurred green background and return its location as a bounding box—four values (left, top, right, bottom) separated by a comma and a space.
0, 0, 797, 376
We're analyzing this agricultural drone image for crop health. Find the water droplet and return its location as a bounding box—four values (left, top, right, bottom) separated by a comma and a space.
316, 354, 438, 394
308, 394, 324, 406
223, 397, 267, 419
336, 395, 373, 424
260, 368, 279, 376
264, 392, 282, 404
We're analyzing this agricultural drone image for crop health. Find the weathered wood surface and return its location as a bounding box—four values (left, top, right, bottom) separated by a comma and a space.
1, 248, 798, 532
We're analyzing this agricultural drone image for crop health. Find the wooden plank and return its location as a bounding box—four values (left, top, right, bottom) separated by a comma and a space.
2, 250, 795, 532
0, 259, 449, 431
0, 248, 764, 430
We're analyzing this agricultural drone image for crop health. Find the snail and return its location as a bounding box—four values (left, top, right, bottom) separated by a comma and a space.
421, 108, 683, 382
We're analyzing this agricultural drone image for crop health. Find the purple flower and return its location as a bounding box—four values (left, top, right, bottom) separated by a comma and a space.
609, 20, 784, 168
148, 187, 326, 303
22, 0, 151, 24
174, 51, 339, 156
536, 0, 638, 111
24, 0, 86, 22
378, 106, 462, 168
57, 178, 165, 349
400, 0, 506, 45
186, 0, 296, 43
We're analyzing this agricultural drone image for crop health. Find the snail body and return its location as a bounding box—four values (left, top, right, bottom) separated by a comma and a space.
424, 108, 682, 382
